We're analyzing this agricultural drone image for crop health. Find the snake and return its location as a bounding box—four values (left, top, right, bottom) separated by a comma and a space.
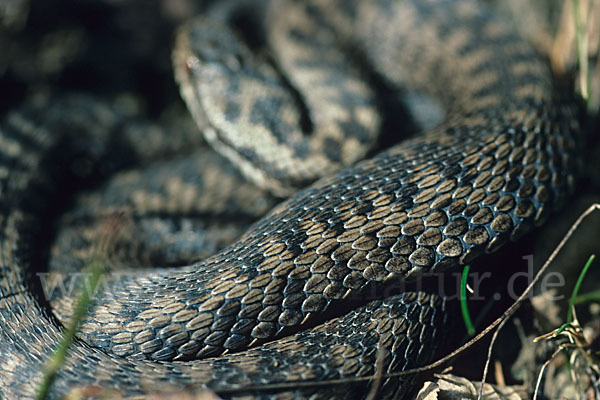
0, 0, 583, 398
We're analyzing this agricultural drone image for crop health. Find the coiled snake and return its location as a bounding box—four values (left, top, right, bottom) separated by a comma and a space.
0, 0, 582, 398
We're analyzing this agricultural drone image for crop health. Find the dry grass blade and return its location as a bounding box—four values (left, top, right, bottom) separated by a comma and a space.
552, 0, 600, 111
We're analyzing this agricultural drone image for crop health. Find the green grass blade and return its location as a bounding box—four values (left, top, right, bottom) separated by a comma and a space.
36, 259, 105, 400
574, 289, 600, 305
460, 264, 476, 336
567, 254, 595, 323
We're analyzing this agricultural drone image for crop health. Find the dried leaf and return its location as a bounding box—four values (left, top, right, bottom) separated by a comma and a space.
416, 374, 528, 400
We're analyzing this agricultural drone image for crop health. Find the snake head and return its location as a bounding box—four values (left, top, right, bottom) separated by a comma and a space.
172, 17, 260, 132
175, 18, 252, 79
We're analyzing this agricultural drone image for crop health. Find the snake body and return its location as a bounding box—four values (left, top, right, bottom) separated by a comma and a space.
0, 0, 582, 398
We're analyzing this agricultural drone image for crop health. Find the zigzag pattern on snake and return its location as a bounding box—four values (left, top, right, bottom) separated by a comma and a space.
0, 0, 582, 398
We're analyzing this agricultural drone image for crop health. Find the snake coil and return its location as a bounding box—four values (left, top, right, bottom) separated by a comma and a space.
0, 0, 582, 398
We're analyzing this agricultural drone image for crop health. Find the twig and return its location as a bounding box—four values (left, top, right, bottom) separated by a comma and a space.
533, 346, 564, 400
477, 314, 511, 400
365, 348, 386, 400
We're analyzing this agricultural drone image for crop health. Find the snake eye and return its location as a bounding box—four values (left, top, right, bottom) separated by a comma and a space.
185, 19, 250, 74
185, 56, 200, 71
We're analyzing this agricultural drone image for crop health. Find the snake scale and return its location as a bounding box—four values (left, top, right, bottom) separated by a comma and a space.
0, 0, 583, 398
